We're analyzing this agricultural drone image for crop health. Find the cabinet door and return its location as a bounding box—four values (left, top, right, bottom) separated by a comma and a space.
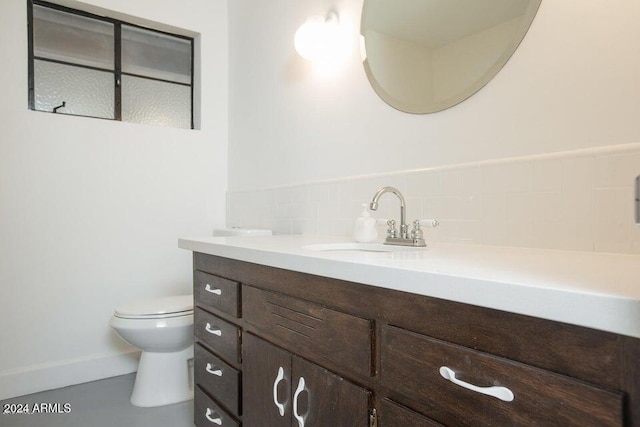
291, 356, 370, 427
243, 333, 292, 427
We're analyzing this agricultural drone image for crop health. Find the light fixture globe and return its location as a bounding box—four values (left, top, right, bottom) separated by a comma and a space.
294, 11, 348, 64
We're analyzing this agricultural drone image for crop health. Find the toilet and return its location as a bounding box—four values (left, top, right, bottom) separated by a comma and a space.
110, 294, 194, 407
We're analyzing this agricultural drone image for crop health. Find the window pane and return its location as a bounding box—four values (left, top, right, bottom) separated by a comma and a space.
34, 60, 114, 119
33, 5, 114, 69
121, 76, 191, 128
122, 25, 191, 84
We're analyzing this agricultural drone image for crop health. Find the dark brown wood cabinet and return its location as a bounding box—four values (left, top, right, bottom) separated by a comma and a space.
192, 253, 640, 427
382, 325, 624, 426
243, 333, 370, 427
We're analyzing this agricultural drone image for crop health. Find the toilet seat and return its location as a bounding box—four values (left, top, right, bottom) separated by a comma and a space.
114, 295, 193, 320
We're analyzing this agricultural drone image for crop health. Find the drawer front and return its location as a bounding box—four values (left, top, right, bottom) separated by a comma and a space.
381, 325, 624, 426
195, 343, 241, 417
243, 286, 373, 377
195, 307, 240, 367
194, 271, 240, 318
379, 399, 443, 427
194, 386, 240, 427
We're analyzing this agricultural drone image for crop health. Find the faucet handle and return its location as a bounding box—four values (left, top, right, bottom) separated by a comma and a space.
412, 219, 439, 240
386, 219, 398, 238
415, 219, 440, 228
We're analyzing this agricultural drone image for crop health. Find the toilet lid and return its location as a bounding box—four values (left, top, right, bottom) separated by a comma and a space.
114, 295, 193, 318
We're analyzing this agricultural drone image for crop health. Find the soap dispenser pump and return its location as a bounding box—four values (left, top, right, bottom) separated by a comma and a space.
353, 204, 378, 243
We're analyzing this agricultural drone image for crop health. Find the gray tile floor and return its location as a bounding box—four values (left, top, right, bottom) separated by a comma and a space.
0, 374, 194, 427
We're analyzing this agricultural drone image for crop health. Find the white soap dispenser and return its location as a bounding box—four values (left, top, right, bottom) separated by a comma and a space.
353, 204, 378, 243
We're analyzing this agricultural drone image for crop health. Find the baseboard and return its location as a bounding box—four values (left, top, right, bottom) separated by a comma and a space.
0, 350, 140, 400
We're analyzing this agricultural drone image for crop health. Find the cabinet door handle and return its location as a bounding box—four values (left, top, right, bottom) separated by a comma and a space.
205, 323, 222, 336
205, 284, 222, 295
439, 366, 514, 402
206, 363, 223, 377
205, 408, 223, 425
273, 366, 285, 416
293, 376, 306, 427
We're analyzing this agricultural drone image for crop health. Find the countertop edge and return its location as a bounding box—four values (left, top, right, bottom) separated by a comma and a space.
178, 237, 640, 339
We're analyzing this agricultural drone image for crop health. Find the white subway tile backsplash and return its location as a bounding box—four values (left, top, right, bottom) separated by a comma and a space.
455, 220, 482, 243
422, 197, 441, 219
406, 171, 440, 197
531, 220, 593, 252
405, 197, 424, 223
439, 196, 462, 220
594, 153, 640, 189
594, 187, 635, 249
324, 219, 351, 238
460, 194, 483, 221
308, 183, 329, 202
532, 160, 562, 192
460, 168, 483, 196
562, 157, 594, 194
483, 163, 532, 194
293, 218, 316, 235
326, 181, 348, 203
506, 193, 534, 223
530, 192, 561, 222
482, 219, 506, 246
227, 144, 640, 254
440, 170, 464, 195
276, 187, 293, 204
505, 220, 533, 247
291, 186, 309, 204
482, 194, 507, 222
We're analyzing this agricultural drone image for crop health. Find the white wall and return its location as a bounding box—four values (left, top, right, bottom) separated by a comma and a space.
228, 0, 640, 191
0, 0, 227, 399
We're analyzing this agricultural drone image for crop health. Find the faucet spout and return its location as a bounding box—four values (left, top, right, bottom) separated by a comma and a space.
369, 186, 407, 238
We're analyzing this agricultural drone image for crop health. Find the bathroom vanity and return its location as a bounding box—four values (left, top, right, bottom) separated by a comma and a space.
181, 235, 640, 426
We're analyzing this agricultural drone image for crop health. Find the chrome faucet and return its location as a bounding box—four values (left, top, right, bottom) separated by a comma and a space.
369, 186, 438, 247
370, 186, 408, 239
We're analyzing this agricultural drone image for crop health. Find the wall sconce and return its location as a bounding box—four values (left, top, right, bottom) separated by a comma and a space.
294, 11, 349, 65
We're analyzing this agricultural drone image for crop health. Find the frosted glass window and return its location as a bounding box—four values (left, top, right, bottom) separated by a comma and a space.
34, 60, 114, 119
122, 25, 191, 84
33, 5, 114, 69
29, 2, 194, 128
122, 76, 191, 129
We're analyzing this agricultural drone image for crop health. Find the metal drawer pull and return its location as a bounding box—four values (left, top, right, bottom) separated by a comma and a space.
205, 284, 222, 295
205, 323, 222, 336
205, 408, 223, 425
293, 376, 306, 427
273, 366, 285, 416
206, 363, 223, 377
439, 366, 514, 402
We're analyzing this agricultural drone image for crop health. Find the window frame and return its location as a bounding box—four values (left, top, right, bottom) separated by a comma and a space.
27, 0, 195, 129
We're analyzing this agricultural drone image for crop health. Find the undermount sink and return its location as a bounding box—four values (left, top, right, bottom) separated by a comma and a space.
302, 242, 426, 253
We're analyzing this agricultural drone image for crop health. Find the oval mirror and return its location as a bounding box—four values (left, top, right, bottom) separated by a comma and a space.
361, 0, 542, 113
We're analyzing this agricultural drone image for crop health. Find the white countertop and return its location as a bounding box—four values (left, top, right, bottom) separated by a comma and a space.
178, 235, 640, 339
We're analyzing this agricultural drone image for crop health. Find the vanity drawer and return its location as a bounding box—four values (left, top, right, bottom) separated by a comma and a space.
194, 271, 240, 318
195, 343, 241, 417
379, 399, 443, 427
381, 325, 624, 426
194, 386, 240, 427
194, 307, 240, 367
243, 285, 373, 377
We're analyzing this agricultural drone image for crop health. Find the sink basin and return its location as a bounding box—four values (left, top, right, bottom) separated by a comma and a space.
302, 243, 426, 253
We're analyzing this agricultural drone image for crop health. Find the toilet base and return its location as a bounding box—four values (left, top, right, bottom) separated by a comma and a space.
130, 345, 194, 407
